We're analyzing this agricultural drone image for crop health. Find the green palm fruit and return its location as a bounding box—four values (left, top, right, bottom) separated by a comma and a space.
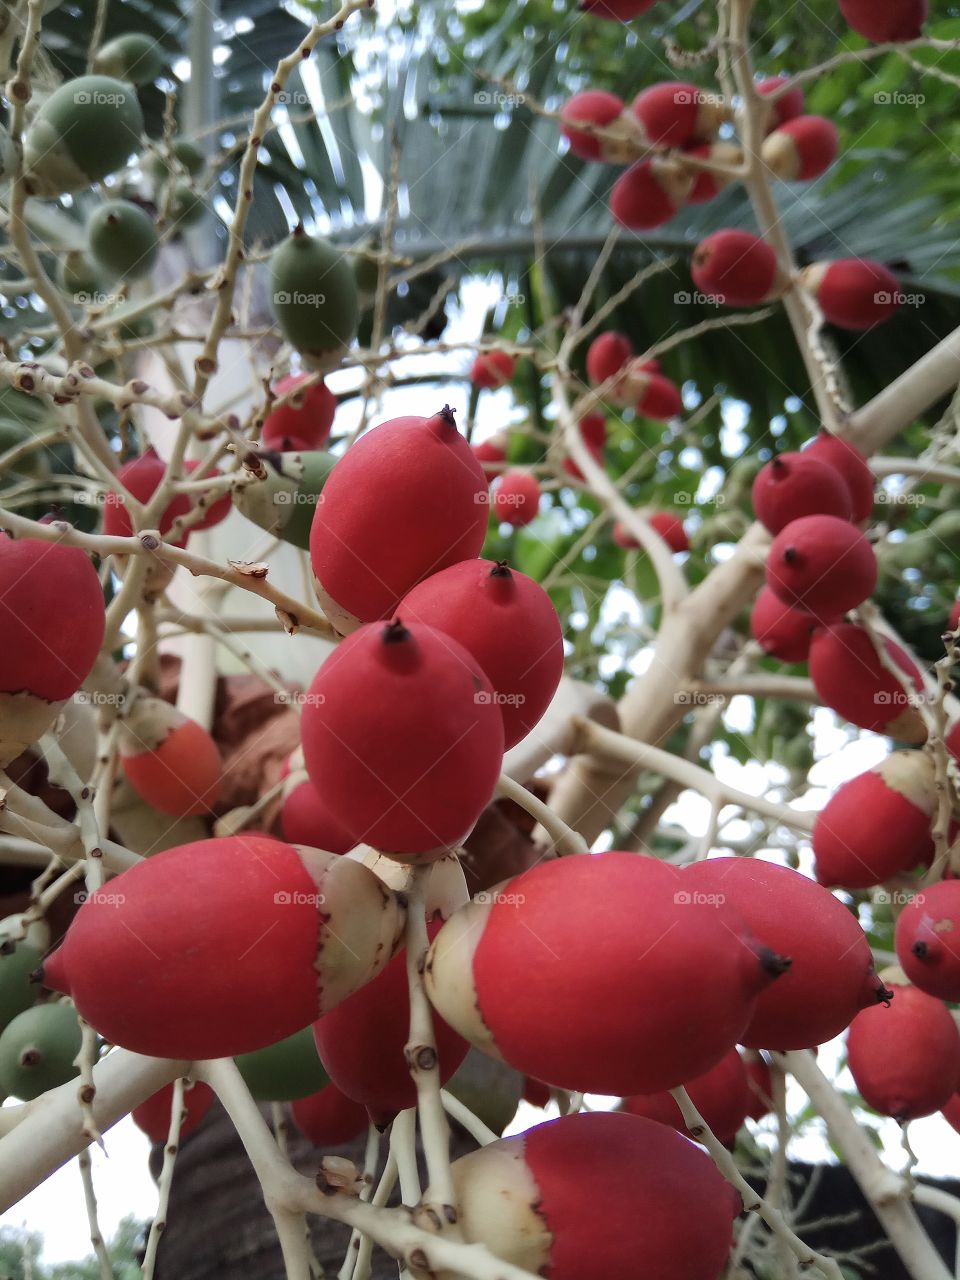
87, 200, 159, 280
0, 940, 42, 1034
269, 225, 358, 364
0, 1001, 82, 1100
445, 1049, 523, 1136
57, 250, 111, 302
92, 33, 164, 85
146, 137, 205, 183
166, 182, 205, 230
234, 449, 335, 549
235, 1026, 329, 1102
24, 76, 144, 197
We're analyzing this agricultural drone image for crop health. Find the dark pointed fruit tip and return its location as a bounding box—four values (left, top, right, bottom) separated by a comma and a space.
760, 948, 792, 979
28, 964, 44, 985
291, 221, 306, 238
436, 405, 457, 429
782, 546, 798, 563
383, 618, 411, 645
771, 456, 787, 473
490, 560, 513, 579
912, 940, 929, 959
878, 983, 894, 1008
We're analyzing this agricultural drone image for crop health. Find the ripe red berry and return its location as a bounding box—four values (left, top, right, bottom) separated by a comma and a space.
766, 514, 877, 616
896, 882, 960, 1001
119, 696, 222, 817
838, 0, 927, 42
301, 620, 504, 858
622, 1047, 751, 1146
750, 588, 817, 663
743, 1051, 773, 1121
281, 771, 356, 855
314, 921, 468, 1126
309, 408, 488, 633
470, 350, 515, 390
492, 470, 541, 526
586, 331, 632, 390
848, 984, 960, 1121
649, 510, 689, 552
579, 0, 658, 19
425, 852, 787, 1095
291, 1084, 368, 1147
633, 370, 683, 420
801, 259, 901, 330
691, 230, 783, 307
40, 835, 405, 1058
944, 1093, 960, 1135
578, 412, 607, 450
689, 857, 887, 1050
523, 1076, 551, 1108
441, 1111, 742, 1280
560, 90, 626, 161
804, 432, 874, 523
0, 535, 104, 764
949, 600, 960, 633
762, 116, 838, 181
103, 450, 191, 545
756, 77, 805, 132
261, 374, 336, 452
632, 82, 727, 148
472, 435, 507, 471
132, 1081, 214, 1144
752, 451, 853, 534
808, 622, 927, 742
812, 751, 937, 888
397, 560, 563, 750
610, 158, 690, 229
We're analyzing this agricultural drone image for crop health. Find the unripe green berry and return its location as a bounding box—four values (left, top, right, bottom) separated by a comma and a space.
92, 33, 164, 86
24, 76, 144, 197
87, 200, 159, 280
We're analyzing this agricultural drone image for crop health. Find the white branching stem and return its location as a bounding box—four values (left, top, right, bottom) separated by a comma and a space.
141, 1078, 186, 1280
494, 773, 586, 855
782, 1052, 953, 1280
77, 1148, 113, 1280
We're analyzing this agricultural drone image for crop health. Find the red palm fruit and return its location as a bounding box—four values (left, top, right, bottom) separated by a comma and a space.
425, 852, 788, 1095
750, 588, 818, 663
800, 259, 901, 331
291, 1084, 368, 1146
949, 600, 960, 632
766, 514, 877, 615
633, 370, 683, 420
804, 432, 874, 522
848, 983, 960, 1121
300, 620, 504, 858
896, 882, 960, 1001
691, 230, 784, 307
309, 407, 488, 633
435, 1111, 741, 1280
281, 778, 356, 855
622, 1047, 751, 1146
523, 1076, 551, 1108
586, 331, 632, 390
949, 720, 960, 763
560, 90, 626, 161
610, 157, 692, 230
689, 857, 887, 1049
943, 1093, 960, 1135
579, 0, 659, 19
613, 520, 640, 550
314, 920, 468, 1126
752, 452, 853, 534
650, 510, 689, 552
40, 835, 405, 1059
183, 461, 231, 530
261, 374, 336, 452
632, 82, 728, 148
492, 470, 541, 526
471, 350, 515, 390
472, 436, 507, 471
808, 623, 927, 742
684, 141, 742, 204
578, 412, 607, 449
812, 750, 937, 888
397, 560, 563, 750
0, 535, 104, 765
562, 434, 604, 482
838, 0, 927, 42
132, 1081, 214, 1144
762, 116, 839, 181
756, 77, 805, 132
103, 450, 191, 545
119, 696, 222, 817
743, 1051, 773, 1121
